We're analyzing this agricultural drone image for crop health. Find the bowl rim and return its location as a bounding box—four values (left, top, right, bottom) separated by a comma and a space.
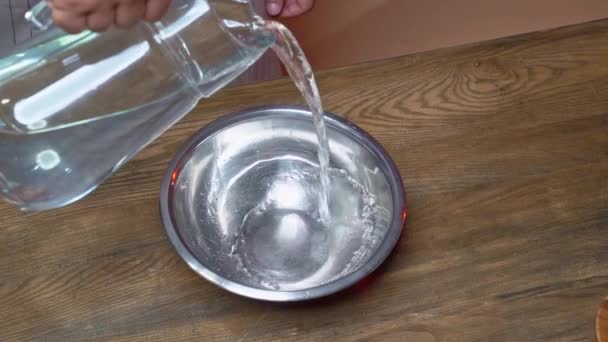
160, 105, 407, 302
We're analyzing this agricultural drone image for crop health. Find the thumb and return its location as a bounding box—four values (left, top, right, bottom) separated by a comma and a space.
265, 0, 284, 16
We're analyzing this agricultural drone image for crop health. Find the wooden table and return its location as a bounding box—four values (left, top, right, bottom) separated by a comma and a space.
2, 20, 608, 341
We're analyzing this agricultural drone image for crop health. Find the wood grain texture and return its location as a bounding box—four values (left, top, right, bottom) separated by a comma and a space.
1, 19, 608, 341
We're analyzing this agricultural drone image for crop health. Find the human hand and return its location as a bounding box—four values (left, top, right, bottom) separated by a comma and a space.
265, 0, 314, 18
49, 0, 171, 33
50, 0, 314, 34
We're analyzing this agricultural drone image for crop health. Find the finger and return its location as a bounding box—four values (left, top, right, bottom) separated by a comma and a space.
144, 0, 171, 22
265, 0, 284, 17
50, 0, 100, 15
280, 0, 314, 17
52, 8, 87, 33
116, 0, 146, 28
86, 7, 115, 32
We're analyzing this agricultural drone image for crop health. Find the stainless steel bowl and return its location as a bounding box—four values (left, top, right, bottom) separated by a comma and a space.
161, 106, 406, 301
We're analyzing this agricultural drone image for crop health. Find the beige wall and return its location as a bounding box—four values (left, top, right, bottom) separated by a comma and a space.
280, 0, 608, 70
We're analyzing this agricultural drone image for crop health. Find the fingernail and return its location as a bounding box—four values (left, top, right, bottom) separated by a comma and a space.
267, 2, 281, 16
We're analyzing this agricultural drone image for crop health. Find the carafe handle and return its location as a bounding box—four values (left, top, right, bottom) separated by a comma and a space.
25, 1, 54, 30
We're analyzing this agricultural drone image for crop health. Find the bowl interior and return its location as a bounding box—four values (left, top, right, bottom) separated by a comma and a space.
166, 108, 400, 293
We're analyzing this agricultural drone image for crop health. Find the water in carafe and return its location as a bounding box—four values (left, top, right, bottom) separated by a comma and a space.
0, 0, 274, 211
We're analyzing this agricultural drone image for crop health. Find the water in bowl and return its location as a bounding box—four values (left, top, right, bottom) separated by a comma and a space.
223, 21, 391, 290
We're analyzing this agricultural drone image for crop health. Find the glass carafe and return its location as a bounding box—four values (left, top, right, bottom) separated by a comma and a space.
0, 0, 274, 211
